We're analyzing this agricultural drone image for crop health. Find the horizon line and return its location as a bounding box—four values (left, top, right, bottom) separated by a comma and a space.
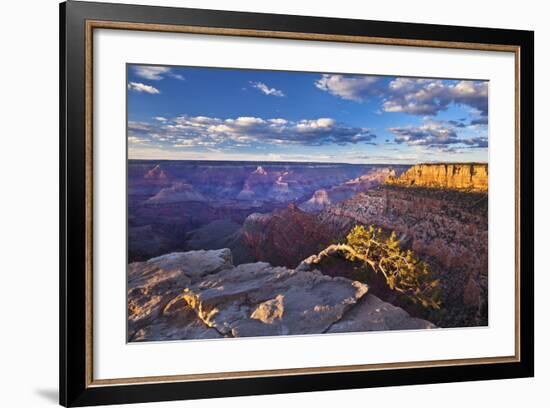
127, 158, 488, 166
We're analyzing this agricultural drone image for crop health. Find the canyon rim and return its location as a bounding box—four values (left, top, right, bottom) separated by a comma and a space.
127, 64, 489, 342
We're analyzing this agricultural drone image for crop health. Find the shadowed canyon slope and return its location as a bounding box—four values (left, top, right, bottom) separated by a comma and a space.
128, 249, 435, 342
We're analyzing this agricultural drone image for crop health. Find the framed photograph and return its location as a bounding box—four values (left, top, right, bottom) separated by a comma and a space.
60, 1, 534, 406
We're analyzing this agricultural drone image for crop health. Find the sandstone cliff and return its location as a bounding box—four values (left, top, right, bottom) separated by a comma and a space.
386, 163, 488, 191
128, 249, 435, 342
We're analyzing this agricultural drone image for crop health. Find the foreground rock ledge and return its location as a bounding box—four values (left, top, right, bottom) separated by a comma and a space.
128, 249, 436, 342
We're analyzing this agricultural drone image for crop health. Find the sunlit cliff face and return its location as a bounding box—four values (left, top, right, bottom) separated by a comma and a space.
386, 163, 488, 192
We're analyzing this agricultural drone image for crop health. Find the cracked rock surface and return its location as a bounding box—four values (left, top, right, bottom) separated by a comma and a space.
128, 249, 435, 342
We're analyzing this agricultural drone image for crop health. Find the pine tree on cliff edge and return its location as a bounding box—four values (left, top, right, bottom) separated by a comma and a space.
298, 225, 441, 310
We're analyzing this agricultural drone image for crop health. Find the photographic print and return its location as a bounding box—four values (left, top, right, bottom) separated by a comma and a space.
60, 5, 533, 404
126, 64, 489, 343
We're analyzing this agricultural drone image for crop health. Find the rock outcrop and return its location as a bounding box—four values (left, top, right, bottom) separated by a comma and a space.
144, 164, 169, 180
300, 189, 332, 212
327, 294, 435, 333
386, 163, 488, 191
128, 249, 435, 342
319, 185, 488, 327
319, 187, 488, 277
240, 203, 333, 268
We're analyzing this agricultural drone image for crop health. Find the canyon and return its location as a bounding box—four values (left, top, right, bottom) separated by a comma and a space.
128, 161, 405, 262
128, 161, 489, 340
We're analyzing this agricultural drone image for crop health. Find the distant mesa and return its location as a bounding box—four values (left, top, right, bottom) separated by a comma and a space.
272, 176, 289, 193
299, 189, 332, 212
252, 165, 268, 176
144, 164, 169, 180
147, 182, 206, 204
236, 166, 274, 200
268, 176, 292, 201
386, 163, 488, 192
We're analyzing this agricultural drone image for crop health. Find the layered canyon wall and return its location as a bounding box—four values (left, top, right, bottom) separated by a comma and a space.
386, 163, 488, 191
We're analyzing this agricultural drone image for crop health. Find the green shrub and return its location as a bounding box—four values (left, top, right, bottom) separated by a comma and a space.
344, 225, 441, 309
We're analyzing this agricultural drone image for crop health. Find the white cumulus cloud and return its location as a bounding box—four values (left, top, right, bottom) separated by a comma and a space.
315, 74, 383, 102
132, 66, 185, 81
383, 78, 488, 117
315, 74, 488, 122
250, 81, 285, 97
389, 119, 488, 150
128, 82, 160, 94
128, 115, 377, 149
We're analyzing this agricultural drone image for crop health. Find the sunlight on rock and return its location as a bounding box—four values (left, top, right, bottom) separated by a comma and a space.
250, 294, 285, 324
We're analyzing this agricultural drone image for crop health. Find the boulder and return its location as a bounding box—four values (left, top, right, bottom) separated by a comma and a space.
127, 249, 233, 339
327, 294, 436, 333
131, 295, 222, 341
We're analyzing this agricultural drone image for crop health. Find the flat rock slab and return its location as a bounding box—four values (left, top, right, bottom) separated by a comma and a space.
127, 249, 436, 342
127, 249, 233, 339
327, 294, 436, 333
131, 295, 222, 342
182, 262, 369, 337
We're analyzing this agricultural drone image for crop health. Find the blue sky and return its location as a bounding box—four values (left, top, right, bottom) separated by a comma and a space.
127, 64, 488, 164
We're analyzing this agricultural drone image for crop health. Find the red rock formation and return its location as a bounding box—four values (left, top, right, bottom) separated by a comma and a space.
240, 203, 333, 268
299, 189, 332, 212
144, 164, 169, 180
